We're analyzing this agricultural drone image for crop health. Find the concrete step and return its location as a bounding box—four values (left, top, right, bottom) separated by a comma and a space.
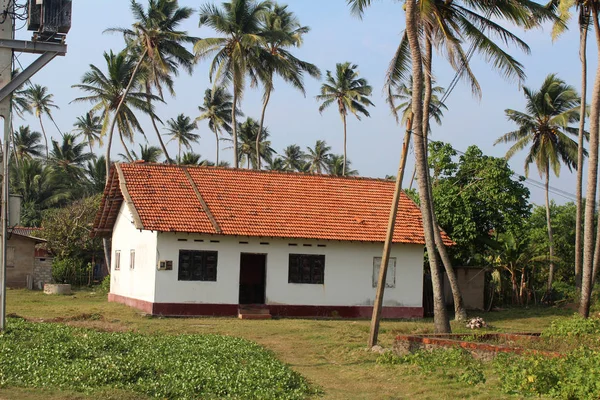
238, 306, 271, 320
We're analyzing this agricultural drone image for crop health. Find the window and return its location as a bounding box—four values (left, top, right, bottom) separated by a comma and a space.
114, 251, 121, 271
288, 254, 325, 284
373, 257, 396, 288
130, 250, 135, 270
178, 250, 218, 281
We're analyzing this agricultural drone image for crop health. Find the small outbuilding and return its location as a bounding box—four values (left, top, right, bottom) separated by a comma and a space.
6, 227, 52, 289
93, 163, 452, 319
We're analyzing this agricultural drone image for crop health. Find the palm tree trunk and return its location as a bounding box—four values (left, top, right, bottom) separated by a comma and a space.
422, 31, 467, 322
545, 170, 555, 295
342, 112, 348, 176
105, 48, 148, 182
214, 129, 220, 166
232, 90, 239, 169
581, 5, 600, 319
256, 88, 272, 170
149, 108, 172, 164
369, 119, 412, 347
591, 211, 600, 284
409, 168, 416, 189
178, 141, 181, 164
39, 116, 48, 159
576, 11, 589, 291
405, 0, 450, 333
119, 132, 134, 162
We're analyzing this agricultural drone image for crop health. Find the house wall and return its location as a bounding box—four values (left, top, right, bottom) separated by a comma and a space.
444, 267, 486, 310
109, 202, 157, 304
6, 235, 36, 288
149, 233, 424, 316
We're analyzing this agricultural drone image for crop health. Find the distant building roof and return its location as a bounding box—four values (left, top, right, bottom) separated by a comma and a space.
93, 163, 453, 245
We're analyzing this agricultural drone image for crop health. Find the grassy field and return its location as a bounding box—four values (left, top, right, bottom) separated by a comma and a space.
0, 289, 577, 400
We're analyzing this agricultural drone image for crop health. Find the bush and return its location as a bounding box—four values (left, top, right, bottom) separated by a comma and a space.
551, 281, 578, 303
0, 319, 315, 399
100, 275, 110, 294
542, 315, 600, 338
377, 348, 486, 385
494, 348, 600, 399
51, 257, 89, 285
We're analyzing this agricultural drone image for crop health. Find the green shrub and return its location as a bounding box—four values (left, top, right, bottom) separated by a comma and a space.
0, 319, 315, 399
100, 275, 110, 294
494, 349, 600, 399
377, 348, 486, 385
542, 315, 600, 337
552, 281, 578, 303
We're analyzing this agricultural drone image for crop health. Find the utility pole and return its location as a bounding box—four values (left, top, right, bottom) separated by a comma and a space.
0, 0, 69, 331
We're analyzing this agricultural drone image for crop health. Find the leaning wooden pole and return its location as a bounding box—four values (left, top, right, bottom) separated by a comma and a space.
368, 123, 411, 348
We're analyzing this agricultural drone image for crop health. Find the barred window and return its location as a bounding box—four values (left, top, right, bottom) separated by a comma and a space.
288, 254, 325, 284
114, 251, 121, 271
178, 250, 218, 281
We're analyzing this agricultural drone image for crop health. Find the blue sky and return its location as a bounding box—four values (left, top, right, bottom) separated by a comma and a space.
15, 0, 587, 206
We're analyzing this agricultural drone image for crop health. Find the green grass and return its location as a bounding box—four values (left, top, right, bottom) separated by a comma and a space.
0, 289, 584, 399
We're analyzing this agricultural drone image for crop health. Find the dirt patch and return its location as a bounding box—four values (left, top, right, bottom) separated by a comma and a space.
7, 313, 131, 333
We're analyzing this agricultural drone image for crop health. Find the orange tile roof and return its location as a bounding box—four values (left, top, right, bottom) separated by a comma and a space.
93, 163, 453, 245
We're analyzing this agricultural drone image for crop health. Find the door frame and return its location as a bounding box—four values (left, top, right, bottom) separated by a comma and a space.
238, 252, 268, 305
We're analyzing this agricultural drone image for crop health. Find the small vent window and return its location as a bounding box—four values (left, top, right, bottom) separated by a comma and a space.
114, 251, 121, 271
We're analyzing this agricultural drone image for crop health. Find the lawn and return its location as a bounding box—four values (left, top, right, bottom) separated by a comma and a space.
0, 289, 577, 400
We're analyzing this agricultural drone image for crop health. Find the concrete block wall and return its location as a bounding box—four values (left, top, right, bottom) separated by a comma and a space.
33, 257, 53, 289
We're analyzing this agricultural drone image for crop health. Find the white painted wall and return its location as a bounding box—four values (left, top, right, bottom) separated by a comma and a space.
110, 202, 158, 302
153, 233, 424, 307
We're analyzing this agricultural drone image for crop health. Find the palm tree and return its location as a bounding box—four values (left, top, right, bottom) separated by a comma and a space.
495, 74, 582, 297
49, 133, 95, 182
73, 111, 102, 153
23, 84, 59, 158
317, 62, 373, 176
267, 157, 286, 171
235, 117, 275, 169
197, 87, 241, 165
108, 0, 197, 164
194, 0, 271, 168
254, 3, 320, 169
11, 70, 32, 119
180, 151, 202, 166
72, 50, 159, 176
85, 156, 107, 195
12, 126, 44, 160
328, 154, 358, 176
547, 0, 591, 291
164, 114, 199, 163
305, 140, 331, 174
281, 144, 306, 171
130, 144, 163, 163
10, 158, 70, 226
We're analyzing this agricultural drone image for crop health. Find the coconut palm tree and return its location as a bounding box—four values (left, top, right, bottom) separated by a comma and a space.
197, 87, 241, 166
180, 151, 202, 166
495, 74, 582, 297
49, 133, 95, 183
23, 84, 58, 158
128, 144, 164, 163
12, 126, 44, 160
546, 0, 591, 290
328, 154, 358, 176
281, 144, 306, 172
108, 0, 198, 163
267, 157, 286, 171
73, 111, 103, 153
164, 114, 199, 163
85, 156, 107, 195
254, 3, 320, 169
235, 117, 275, 169
194, 0, 271, 168
11, 70, 32, 119
72, 50, 160, 176
317, 62, 373, 176
305, 140, 332, 174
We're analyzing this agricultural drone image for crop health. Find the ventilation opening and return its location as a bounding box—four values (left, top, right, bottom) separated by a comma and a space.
260, 242, 270, 245
239, 241, 249, 244
194, 239, 204, 243
178, 239, 188, 242
288, 243, 298, 247
210, 240, 220, 243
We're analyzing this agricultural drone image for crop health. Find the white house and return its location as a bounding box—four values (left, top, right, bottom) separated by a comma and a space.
93, 162, 452, 318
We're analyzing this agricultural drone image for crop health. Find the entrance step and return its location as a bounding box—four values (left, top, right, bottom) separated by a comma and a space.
238, 306, 271, 320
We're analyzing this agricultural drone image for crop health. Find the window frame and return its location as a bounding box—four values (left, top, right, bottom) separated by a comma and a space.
372, 257, 396, 288
114, 250, 121, 271
288, 254, 325, 285
177, 250, 218, 282
130, 250, 135, 270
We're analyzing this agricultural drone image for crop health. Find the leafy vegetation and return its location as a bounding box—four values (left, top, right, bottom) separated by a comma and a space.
0, 318, 315, 400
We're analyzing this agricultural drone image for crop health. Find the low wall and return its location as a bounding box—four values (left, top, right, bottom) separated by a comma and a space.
33, 257, 53, 289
